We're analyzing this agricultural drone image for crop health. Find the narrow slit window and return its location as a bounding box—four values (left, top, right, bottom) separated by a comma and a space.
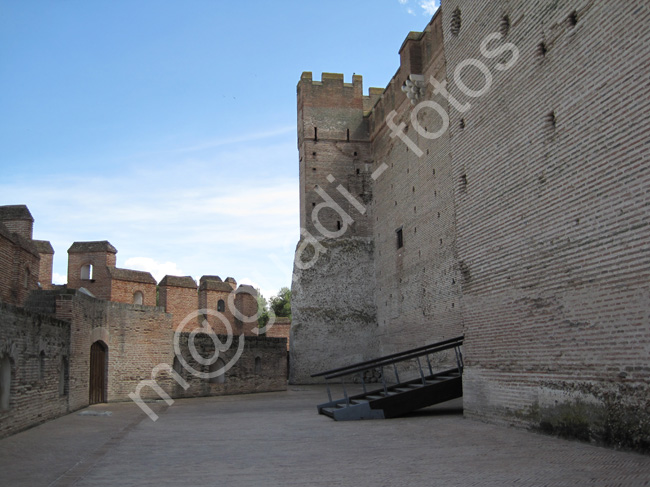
396, 227, 404, 249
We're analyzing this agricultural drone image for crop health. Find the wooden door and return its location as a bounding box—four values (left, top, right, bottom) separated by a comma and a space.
89, 341, 107, 404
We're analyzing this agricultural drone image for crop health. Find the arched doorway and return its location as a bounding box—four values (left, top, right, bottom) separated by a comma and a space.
89, 341, 108, 404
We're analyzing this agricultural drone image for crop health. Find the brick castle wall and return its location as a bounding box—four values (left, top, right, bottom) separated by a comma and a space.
440, 0, 650, 447
159, 276, 199, 331
109, 279, 157, 307
291, 72, 380, 383
294, 0, 650, 449
0, 228, 40, 308
368, 12, 463, 356
172, 334, 287, 399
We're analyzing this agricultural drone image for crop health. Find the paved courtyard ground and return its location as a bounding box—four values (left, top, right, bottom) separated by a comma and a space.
1, 386, 649, 486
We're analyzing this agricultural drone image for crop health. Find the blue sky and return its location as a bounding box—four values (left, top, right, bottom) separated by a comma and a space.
0, 0, 438, 300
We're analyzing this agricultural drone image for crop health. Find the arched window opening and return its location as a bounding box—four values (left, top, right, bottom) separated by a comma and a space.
80, 264, 93, 280
217, 299, 225, 312
0, 355, 11, 410
133, 291, 144, 305
24, 267, 30, 289
59, 356, 69, 396
39, 351, 45, 381
254, 356, 262, 375
209, 358, 226, 384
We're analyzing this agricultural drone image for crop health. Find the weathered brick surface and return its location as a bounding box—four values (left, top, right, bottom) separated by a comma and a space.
439, 0, 650, 449
159, 275, 199, 331
291, 238, 378, 383
33, 240, 54, 290
266, 316, 291, 351
368, 13, 463, 355
292, 72, 380, 382
0, 223, 40, 307
0, 205, 34, 241
0, 217, 288, 438
110, 271, 156, 306
171, 334, 287, 399
198, 277, 260, 337
294, 0, 650, 450
0, 302, 70, 438
66, 242, 117, 300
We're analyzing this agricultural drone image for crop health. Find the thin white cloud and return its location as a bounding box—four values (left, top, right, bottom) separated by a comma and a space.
0, 128, 299, 299
398, 0, 408, 4
52, 272, 67, 285
420, 0, 439, 15
407, 8, 415, 15
132, 125, 296, 159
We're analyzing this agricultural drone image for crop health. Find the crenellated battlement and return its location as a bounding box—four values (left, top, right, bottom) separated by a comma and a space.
368, 10, 445, 138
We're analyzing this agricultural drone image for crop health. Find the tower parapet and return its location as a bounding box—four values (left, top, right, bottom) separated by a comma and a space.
297, 72, 377, 238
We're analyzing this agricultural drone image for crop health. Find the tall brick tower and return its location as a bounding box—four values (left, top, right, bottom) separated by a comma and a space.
291, 73, 380, 383
297, 72, 376, 239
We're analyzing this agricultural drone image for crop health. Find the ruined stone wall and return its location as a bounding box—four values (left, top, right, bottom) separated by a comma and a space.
368, 11, 463, 356
291, 72, 381, 383
441, 0, 650, 449
291, 239, 377, 383
0, 302, 70, 438
171, 334, 287, 399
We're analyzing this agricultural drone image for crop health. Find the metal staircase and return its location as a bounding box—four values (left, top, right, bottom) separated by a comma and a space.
311, 336, 464, 421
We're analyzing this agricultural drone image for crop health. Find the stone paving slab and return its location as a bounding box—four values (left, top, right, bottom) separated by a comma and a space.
0, 386, 648, 486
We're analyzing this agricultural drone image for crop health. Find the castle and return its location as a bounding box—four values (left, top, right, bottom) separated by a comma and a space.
291, 1, 650, 450
0, 204, 289, 437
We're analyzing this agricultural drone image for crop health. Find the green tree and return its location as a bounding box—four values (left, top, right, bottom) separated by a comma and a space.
256, 289, 269, 330
269, 287, 291, 318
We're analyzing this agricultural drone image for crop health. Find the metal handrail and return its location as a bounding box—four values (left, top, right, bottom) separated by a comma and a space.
321, 339, 463, 380
314, 335, 464, 407
311, 335, 464, 379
